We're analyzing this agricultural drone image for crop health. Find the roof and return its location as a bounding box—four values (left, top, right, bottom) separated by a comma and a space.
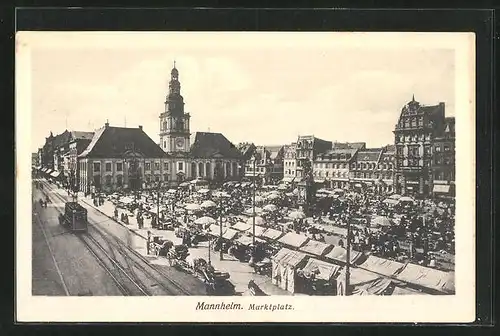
356, 149, 383, 162
384, 144, 396, 153
190, 132, 242, 159
395, 263, 455, 293
278, 232, 309, 248
79, 125, 168, 159
333, 142, 366, 150
272, 248, 309, 268
299, 240, 334, 256
237, 142, 256, 159
324, 246, 363, 264
301, 258, 342, 281
266, 145, 284, 160
71, 131, 95, 141
359, 256, 406, 277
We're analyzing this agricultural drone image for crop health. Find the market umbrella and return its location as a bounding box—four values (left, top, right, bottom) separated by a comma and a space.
194, 216, 216, 225
267, 193, 281, 200
246, 206, 263, 214
372, 216, 392, 227
277, 184, 288, 190
254, 196, 265, 204
184, 203, 202, 211
263, 204, 278, 212
167, 189, 177, 194
399, 196, 414, 203
246, 216, 266, 226
201, 200, 217, 208
197, 188, 210, 194
289, 211, 306, 220
285, 192, 295, 197
389, 194, 402, 200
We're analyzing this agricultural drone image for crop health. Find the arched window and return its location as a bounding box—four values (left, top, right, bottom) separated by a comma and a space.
206, 162, 211, 178
105, 175, 112, 186
116, 175, 123, 187
225, 162, 231, 177
191, 162, 197, 178
198, 162, 204, 177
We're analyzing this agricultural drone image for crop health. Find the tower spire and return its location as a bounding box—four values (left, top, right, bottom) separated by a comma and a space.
173, 60, 176, 69
412, 94, 415, 102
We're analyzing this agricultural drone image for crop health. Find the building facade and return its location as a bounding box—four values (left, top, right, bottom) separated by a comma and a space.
394, 96, 446, 196
244, 145, 284, 184
78, 123, 171, 193
431, 117, 455, 198
295, 136, 332, 180
283, 143, 297, 183
314, 148, 357, 189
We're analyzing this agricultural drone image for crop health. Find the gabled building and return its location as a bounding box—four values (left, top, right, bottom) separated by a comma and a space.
393, 96, 447, 196
295, 135, 332, 180
349, 148, 385, 190
431, 117, 455, 198
188, 132, 243, 183
78, 123, 170, 193
245, 145, 284, 184
282, 142, 297, 183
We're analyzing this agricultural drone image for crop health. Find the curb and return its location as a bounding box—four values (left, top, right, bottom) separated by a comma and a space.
80, 198, 148, 241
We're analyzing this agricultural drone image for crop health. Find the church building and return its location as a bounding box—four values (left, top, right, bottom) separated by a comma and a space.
158, 63, 243, 185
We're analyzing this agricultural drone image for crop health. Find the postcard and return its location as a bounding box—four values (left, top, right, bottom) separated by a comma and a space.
16, 31, 475, 322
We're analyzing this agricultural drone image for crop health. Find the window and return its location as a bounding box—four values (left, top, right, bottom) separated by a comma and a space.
178, 162, 183, 171
116, 162, 123, 172
164, 174, 169, 181
145, 163, 151, 171
105, 175, 112, 186
444, 145, 451, 152
117, 175, 123, 187
154, 162, 160, 170
164, 141, 166, 148
325, 171, 329, 177
105, 162, 111, 172
434, 145, 441, 152
93, 162, 100, 173
155, 175, 160, 182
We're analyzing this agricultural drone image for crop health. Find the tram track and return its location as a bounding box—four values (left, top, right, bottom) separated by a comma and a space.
38, 180, 194, 296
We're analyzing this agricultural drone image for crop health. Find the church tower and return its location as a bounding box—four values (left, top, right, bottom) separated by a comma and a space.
159, 62, 191, 153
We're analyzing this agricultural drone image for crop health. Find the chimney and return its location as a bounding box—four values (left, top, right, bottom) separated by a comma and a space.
105, 119, 109, 128
138, 125, 143, 130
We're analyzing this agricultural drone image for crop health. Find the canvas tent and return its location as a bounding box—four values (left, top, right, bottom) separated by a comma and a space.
337, 267, 393, 296
324, 246, 363, 264
300, 258, 342, 282
271, 248, 309, 293
278, 232, 309, 249
299, 240, 334, 257
232, 222, 251, 232
359, 256, 406, 277
222, 228, 239, 240
208, 224, 226, 237
261, 228, 284, 241
395, 264, 455, 294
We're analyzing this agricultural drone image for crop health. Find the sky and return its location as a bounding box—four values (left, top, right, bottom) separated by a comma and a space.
23, 32, 456, 152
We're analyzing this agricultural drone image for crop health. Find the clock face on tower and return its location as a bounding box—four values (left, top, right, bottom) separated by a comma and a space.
176, 138, 185, 149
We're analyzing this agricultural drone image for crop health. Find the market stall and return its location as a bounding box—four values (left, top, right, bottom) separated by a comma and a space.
271, 248, 309, 293
278, 232, 309, 249
299, 240, 334, 257
395, 263, 455, 294
324, 246, 363, 265
261, 228, 284, 241
358, 255, 405, 277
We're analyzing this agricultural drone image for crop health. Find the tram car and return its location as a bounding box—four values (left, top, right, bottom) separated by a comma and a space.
58, 202, 88, 232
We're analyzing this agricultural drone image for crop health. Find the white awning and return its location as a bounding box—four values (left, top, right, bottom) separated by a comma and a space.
433, 184, 451, 193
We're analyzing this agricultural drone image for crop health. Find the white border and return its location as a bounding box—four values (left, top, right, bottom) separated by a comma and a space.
16, 32, 476, 323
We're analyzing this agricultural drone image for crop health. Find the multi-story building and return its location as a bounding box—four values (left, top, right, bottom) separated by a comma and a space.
282, 142, 297, 183
332, 142, 366, 150
350, 148, 384, 190
295, 135, 332, 181
314, 148, 358, 189
78, 123, 170, 193
431, 117, 455, 198
31, 153, 39, 167
156, 64, 243, 186
376, 145, 396, 194
244, 145, 284, 184
394, 96, 447, 196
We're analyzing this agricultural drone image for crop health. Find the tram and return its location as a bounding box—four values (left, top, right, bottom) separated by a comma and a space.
58, 202, 88, 232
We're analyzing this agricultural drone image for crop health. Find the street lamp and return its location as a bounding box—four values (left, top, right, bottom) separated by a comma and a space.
252, 154, 257, 246
215, 191, 230, 261
344, 199, 352, 296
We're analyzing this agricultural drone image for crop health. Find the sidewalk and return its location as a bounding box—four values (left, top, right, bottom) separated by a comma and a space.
82, 195, 292, 296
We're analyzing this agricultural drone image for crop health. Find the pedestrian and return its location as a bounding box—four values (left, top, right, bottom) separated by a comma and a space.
114, 208, 118, 220
147, 231, 152, 255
